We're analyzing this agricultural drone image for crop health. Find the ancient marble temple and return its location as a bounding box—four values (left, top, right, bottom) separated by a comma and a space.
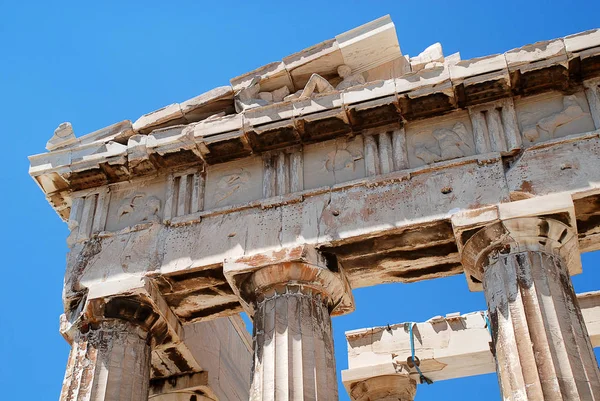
29, 15, 600, 401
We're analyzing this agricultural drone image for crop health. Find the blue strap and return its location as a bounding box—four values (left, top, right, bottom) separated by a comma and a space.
483, 311, 492, 338
409, 323, 433, 385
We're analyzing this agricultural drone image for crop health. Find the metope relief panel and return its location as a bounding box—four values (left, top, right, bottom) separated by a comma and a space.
104, 177, 166, 232
406, 112, 476, 168
67, 187, 110, 247
303, 135, 365, 190
204, 156, 263, 209
164, 168, 206, 221
516, 91, 595, 146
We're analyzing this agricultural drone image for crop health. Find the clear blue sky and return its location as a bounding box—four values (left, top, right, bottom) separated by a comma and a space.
1, 1, 599, 400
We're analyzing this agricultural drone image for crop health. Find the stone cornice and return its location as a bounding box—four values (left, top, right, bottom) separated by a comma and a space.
29, 26, 600, 221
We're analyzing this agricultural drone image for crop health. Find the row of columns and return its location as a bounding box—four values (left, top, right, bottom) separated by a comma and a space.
59, 216, 600, 401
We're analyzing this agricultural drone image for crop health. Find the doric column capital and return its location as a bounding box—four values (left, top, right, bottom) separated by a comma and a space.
59, 314, 153, 401
229, 246, 350, 401
461, 216, 580, 283
224, 244, 354, 317
349, 375, 417, 401
452, 193, 582, 290
59, 276, 186, 349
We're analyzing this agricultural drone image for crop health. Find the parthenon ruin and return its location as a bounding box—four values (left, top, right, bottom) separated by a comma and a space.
29, 15, 600, 401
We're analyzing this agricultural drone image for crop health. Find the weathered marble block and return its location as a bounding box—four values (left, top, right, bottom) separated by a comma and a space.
104, 178, 167, 232
405, 111, 475, 168
303, 135, 365, 190
516, 90, 596, 145
204, 156, 263, 209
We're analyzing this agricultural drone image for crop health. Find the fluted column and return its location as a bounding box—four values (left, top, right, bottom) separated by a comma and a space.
252, 287, 336, 401
349, 375, 416, 401
462, 217, 600, 401
224, 246, 355, 401
60, 319, 151, 401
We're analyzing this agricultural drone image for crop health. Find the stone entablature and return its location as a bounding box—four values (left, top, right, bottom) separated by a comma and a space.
29, 19, 600, 223
55, 130, 600, 338
43, 132, 600, 321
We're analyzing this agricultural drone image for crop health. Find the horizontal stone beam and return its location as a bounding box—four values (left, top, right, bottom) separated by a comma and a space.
341, 290, 600, 396
58, 128, 600, 323
148, 315, 253, 401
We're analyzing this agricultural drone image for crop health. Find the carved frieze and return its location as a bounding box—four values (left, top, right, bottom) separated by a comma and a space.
303, 136, 365, 190
117, 193, 160, 226
406, 112, 476, 168
104, 178, 166, 232
58, 89, 600, 239
584, 79, 600, 130
204, 157, 263, 209
516, 91, 595, 146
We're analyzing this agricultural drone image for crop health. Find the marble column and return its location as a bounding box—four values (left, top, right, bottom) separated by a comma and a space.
224, 247, 354, 401
59, 319, 152, 401
462, 217, 600, 401
349, 375, 416, 401
252, 286, 336, 401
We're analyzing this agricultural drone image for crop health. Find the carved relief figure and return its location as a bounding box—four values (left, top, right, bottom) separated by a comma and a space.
234, 77, 269, 113
287, 65, 366, 100
117, 193, 161, 226
257, 85, 290, 103
415, 122, 472, 164
234, 77, 290, 112
323, 148, 361, 173
332, 64, 366, 90
235, 64, 365, 109
297, 74, 336, 99
321, 141, 364, 176
522, 95, 588, 142
214, 168, 251, 206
